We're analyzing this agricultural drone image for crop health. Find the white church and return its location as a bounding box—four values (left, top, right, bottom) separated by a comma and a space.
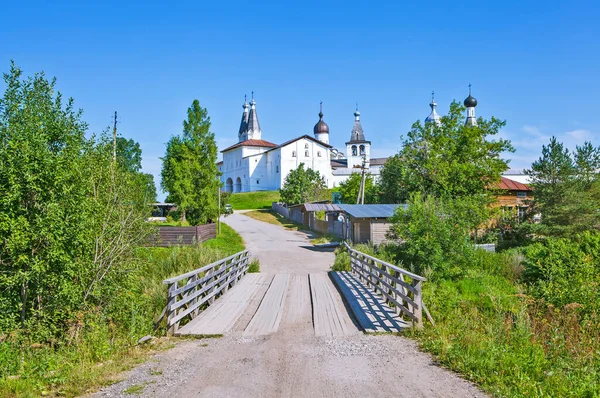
218, 89, 528, 193
218, 95, 387, 193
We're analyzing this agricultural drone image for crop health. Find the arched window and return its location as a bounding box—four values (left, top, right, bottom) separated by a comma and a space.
292, 151, 296, 157
305, 150, 309, 157
317, 151, 321, 157
352, 145, 357, 156
305, 143, 309, 149
359, 145, 365, 155
276, 165, 279, 173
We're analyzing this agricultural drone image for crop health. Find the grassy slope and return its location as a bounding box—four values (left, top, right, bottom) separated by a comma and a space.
0, 224, 245, 398
227, 191, 280, 210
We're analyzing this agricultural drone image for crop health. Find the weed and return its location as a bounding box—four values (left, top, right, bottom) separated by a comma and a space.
124, 383, 146, 395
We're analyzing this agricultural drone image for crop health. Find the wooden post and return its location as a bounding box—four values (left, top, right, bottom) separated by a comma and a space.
412, 280, 423, 329
166, 282, 178, 336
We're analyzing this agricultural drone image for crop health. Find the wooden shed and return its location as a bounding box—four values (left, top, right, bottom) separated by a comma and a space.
337, 204, 406, 245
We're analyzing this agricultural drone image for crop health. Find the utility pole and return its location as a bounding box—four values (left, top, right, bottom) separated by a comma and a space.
356, 155, 367, 204
112, 111, 117, 163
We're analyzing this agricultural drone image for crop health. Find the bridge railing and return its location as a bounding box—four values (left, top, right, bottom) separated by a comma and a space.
343, 242, 432, 329
162, 250, 251, 335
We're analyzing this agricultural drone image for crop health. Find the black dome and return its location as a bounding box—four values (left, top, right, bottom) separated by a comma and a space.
314, 112, 329, 135
464, 95, 478, 107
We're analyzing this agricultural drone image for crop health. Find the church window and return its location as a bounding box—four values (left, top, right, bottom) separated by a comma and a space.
255, 159, 257, 162
276, 166, 279, 173
257, 179, 260, 184
352, 146, 357, 156
305, 150, 309, 157
305, 143, 309, 149
292, 151, 296, 157
359, 145, 365, 155
317, 151, 321, 157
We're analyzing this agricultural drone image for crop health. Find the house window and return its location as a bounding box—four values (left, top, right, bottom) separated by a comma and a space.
359, 145, 365, 155
518, 206, 526, 220
352, 145, 357, 156
256, 179, 259, 184
276, 165, 279, 173
292, 151, 296, 157
305, 150, 309, 157
517, 191, 527, 198
317, 151, 321, 157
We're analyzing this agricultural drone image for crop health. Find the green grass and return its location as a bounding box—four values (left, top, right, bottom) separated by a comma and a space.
0, 224, 248, 398
124, 383, 146, 395
244, 209, 303, 230
227, 190, 280, 210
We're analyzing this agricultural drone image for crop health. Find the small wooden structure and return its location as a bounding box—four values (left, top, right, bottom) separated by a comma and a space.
149, 224, 216, 247
162, 250, 251, 335
342, 242, 429, 328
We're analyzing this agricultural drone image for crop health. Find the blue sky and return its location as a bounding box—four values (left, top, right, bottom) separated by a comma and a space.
2, 1, 599, 200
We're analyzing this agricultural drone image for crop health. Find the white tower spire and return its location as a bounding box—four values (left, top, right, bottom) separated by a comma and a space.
464, 84, 478, 127
425, 91, 442, 126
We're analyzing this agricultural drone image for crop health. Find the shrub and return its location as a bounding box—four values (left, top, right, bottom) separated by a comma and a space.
522, 232, 600, 311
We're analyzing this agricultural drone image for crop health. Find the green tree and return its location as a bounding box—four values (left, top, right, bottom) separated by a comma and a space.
116, 136, 142, 173
161, 100, 220, 225
279, 163, 327, 205
526, 137, 600, 236
380, 101, 513, 230
338, 172, 379, 204
0, 63, 152, 337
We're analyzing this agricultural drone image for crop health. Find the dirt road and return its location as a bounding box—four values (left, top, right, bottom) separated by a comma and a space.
92, 213, 485, 398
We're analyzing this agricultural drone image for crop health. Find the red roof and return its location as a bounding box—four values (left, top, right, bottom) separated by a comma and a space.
496, 177, 531, 191
221, 139, 277, 153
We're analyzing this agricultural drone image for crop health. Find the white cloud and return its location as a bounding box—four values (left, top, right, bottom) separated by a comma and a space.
565, 129, 592, 141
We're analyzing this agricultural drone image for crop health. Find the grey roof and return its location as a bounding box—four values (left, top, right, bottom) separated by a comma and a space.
338, 204, 407, 219
304, 203, 341, 212
347, 109, 367, 143
369, 157, 388, 166
247, 98, 261, 137
238, 100, 249, 137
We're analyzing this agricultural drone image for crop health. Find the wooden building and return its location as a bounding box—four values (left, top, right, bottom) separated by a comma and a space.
337, 204, 406, 245
493, 177, 533, 220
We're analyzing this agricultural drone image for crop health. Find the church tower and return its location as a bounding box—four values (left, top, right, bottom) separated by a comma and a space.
246, 93, 262, 140
313, 102, 330, 145
238, 95, 249, 142
425, 91, 442, 126
345, 105, 371, 169
464, 84, 478, 127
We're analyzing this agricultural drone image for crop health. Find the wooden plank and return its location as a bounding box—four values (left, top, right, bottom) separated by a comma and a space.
243, 274, 289, 336
282, 274, 311, 327
309, 273, 355, 337
177, 273, 268, 336
331, 271, 409, 332
350, 263, 419, 309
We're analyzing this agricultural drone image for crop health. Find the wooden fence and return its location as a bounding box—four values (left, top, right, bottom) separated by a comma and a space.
343, 242, 431, 328
162, 250, 251, 335
149, 224, 217, 247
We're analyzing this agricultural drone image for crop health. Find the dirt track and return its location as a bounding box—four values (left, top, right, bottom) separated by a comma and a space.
91, 213, 485, 398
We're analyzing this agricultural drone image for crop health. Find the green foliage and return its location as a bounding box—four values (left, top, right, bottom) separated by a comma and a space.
116, 137, 142, 173
248, 260, 260, 273
227, 190, 280, 210
279, 163, 327, 205
379, 101, 513, 204
522, 232, 600, 311
0, 63, 153, 340
161, 100, 220, 225
526, 137, 600, 237
387, 193, 473, 279
338, 172, 379, 204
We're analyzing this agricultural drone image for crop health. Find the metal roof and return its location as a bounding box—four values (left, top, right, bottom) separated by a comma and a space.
303, 203, 341, 212
337, 204, 407, 219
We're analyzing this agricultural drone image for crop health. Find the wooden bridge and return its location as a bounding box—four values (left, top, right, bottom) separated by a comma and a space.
162, 243, 430, 337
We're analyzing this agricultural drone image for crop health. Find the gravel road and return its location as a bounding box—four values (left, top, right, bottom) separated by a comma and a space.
91, 213, 486, 398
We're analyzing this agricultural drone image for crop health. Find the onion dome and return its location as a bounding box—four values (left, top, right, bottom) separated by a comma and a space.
313, 102, 329, 135
464, 84, 477, 107
425, 91, 442, 126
